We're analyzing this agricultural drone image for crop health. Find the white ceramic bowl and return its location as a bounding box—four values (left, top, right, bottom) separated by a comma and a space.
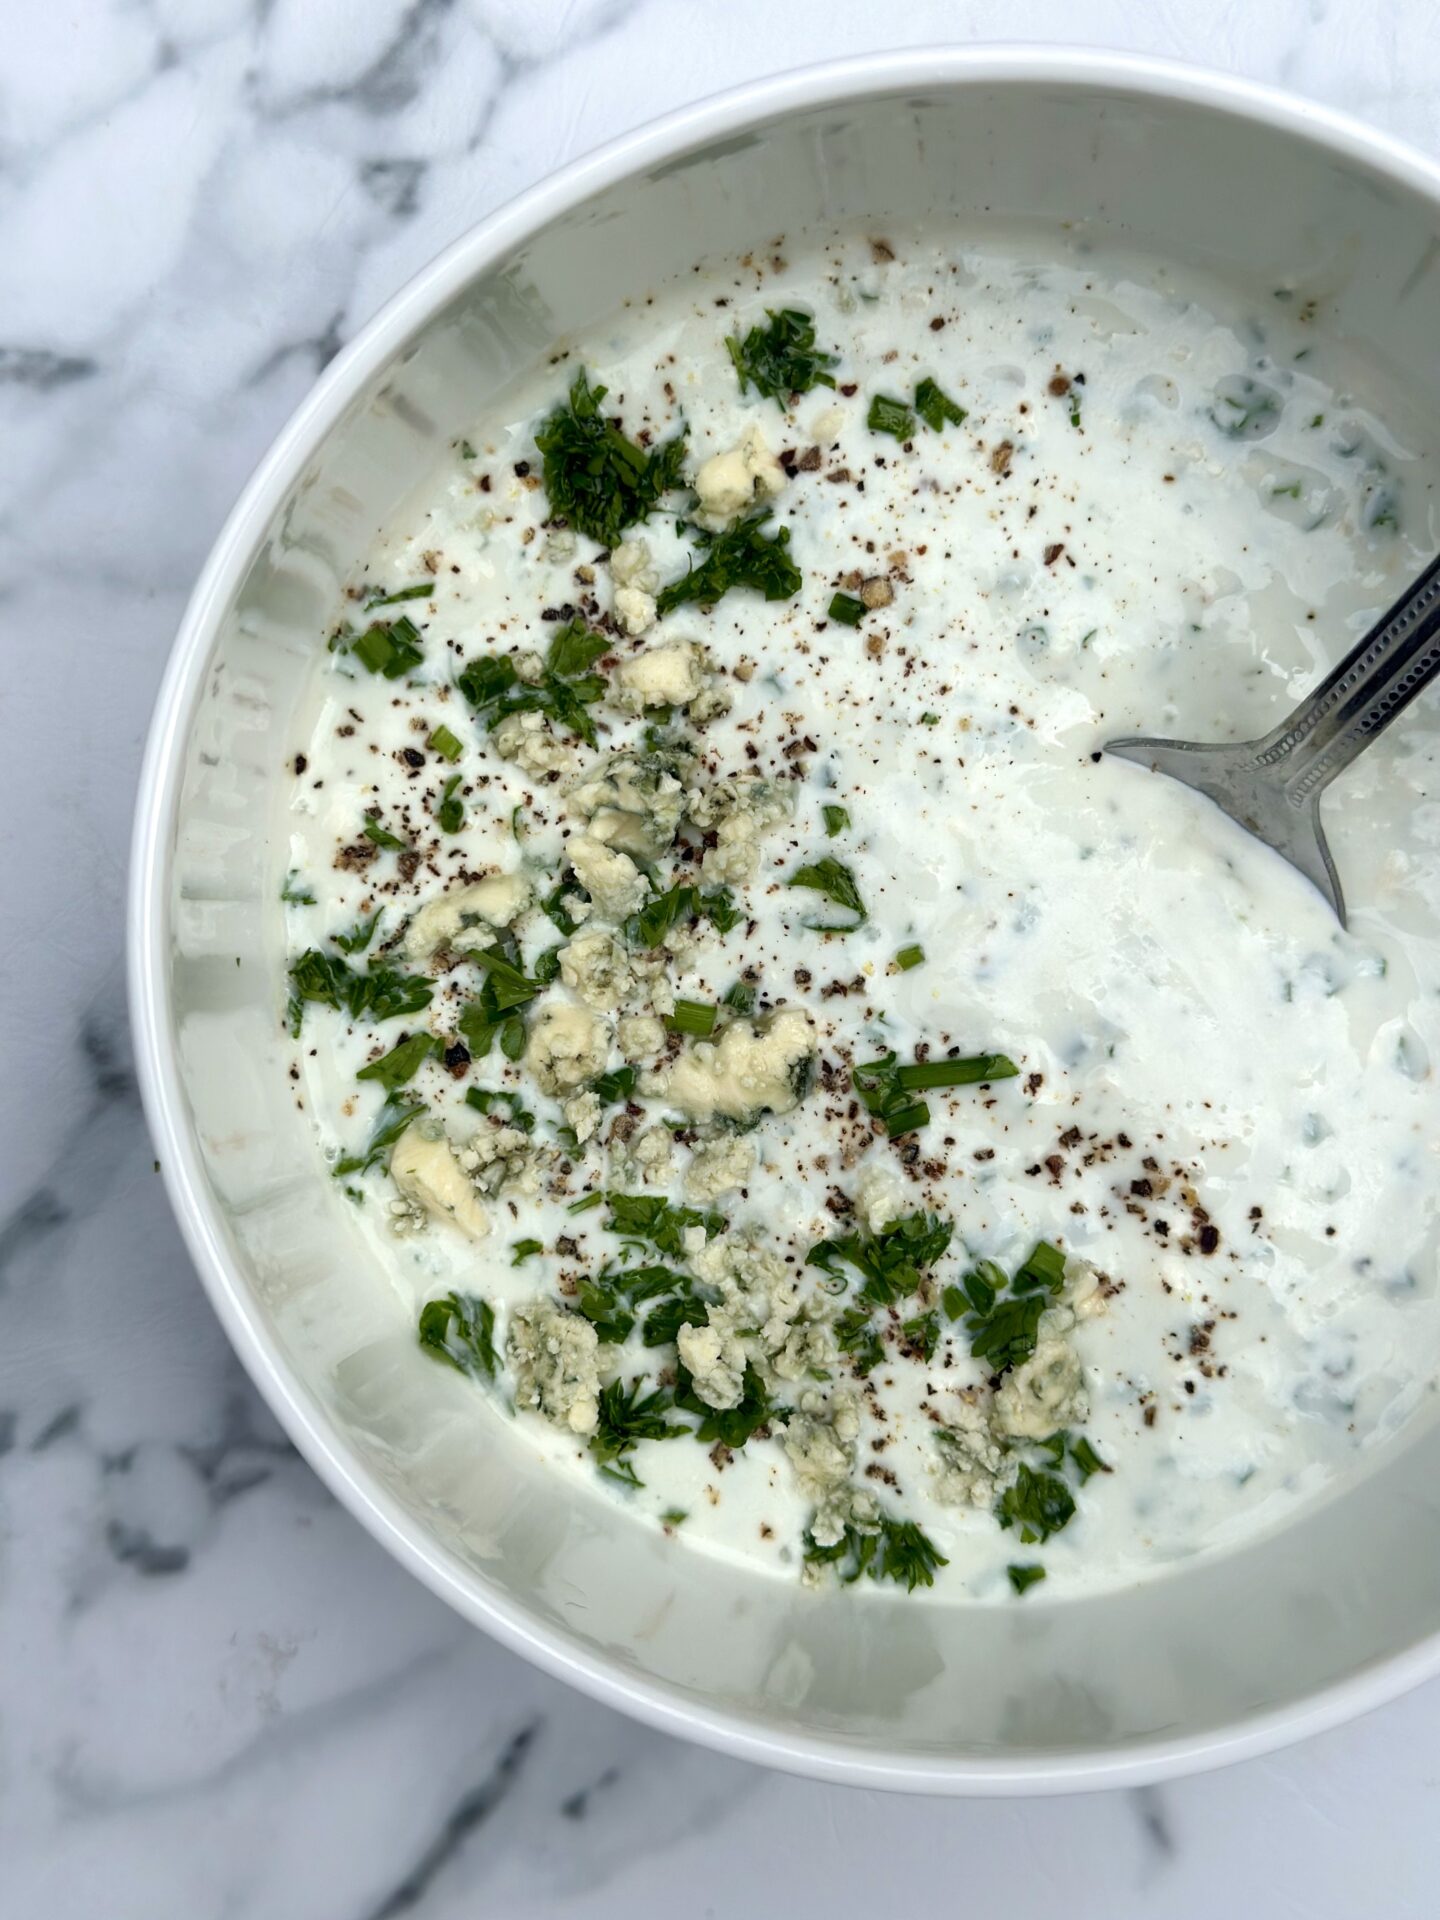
130, 48, 1440, 1793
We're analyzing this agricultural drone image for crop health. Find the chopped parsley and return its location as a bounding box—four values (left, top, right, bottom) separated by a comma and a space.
656, 511, 802, 616
786, 855, 866, 933
900, 1309, 940, 1361
626, 881, 740, 949
827, 591, 865, 626
333, 1091, 425, 1178
456, 939, 544, 1060
281, 872, 315, 905
674, 1361, 771, 1450
866, 393, 914, 440
914, 377, 966, 432
996, 1463, 1076, 1544
334, 909, 383, 955
822, 803, 850, 837
1068, 1435, 1111, 1482
803, 1511, 948, 1592
417, 1291, 498, 1380
286, 948, 432, 1036
1007, 1562, 1047, 1596
807, 1210, 953, 1308
356, 1030, 440, 1089
577, 1262, 689, 1346
726, 307, 838, 404
590, 1377, 684, 1485
835, 1305, 886, 1375
510, 1238, 544, 1266
456, 617, 609, 748
361, 815, 407, 851
535, 369, 687, 548
604, 1192, 724, 1258
591, 1064, 637, 1105
641, 1288, 706, 1349
958, 1242, 1068, 1373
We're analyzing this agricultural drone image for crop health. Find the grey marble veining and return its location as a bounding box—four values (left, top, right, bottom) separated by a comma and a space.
5, 1, 1440, 1913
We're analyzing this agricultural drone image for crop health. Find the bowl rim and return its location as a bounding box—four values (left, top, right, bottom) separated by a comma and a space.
129, 43, 1440, 1794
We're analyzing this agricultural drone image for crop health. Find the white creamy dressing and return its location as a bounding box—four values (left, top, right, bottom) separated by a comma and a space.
283, 228, 1440, 1600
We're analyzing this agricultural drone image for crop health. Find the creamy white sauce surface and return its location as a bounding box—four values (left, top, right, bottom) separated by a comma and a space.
283, 228, 1440, 1601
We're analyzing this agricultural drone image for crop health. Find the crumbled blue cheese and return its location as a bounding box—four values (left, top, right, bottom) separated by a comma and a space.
694, 422, 787, 526
562, 1089, 602, 1144
643, 1005, 815, 1124
507, 1297, 602, 1436
931, 1396, 1009, 1509
683, 1133, 755, 1202
610, 537, 660, 635
402, 872, 532, 960
389, 1126, 491, 1239
612, 638, 709, 712
993, 1334, 1088, 1440
616, 1013, 666, 1062
492, 710, 575, 775
558, 929, 633, 1011
684, 774, 793, 884
524, 998, 608, 1096
566, 748, 693, 852
566, 833, 651, 921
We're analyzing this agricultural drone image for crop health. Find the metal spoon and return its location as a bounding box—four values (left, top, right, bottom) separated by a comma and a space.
1103, 554, 1440, 927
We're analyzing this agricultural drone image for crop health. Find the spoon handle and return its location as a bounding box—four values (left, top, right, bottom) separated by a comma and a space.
1254, 549, 1440, 804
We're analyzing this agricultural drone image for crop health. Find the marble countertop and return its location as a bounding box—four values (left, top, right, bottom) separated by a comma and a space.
6, 1, 1440, 1912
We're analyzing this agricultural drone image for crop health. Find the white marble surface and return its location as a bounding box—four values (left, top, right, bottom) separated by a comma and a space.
6, 1, 1440, 1911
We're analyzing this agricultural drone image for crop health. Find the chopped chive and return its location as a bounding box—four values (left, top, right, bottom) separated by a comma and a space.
349, 613, 423, 680
828, 592, 865, 626
892, 944, 925, 972
914, 377, 966, 432
362, 816, 406, 850
1008, 1563, 1047, 1596
822, 803, 850, 838
894, 1054, 1018, 1090
881, 1098, 931, 1137
667, 998, 718, 1038
367, 582, 434, 608
437, 775, 464, 835
867, 394, 914, 439
427, 723, 463, 762
568, 1190, 604, 1214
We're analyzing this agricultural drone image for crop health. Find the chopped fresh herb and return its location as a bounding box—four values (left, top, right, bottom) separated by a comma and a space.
852, 1049, 1017, 1137
667, 998, 718, 1037
1013, 1239, 1066, 1293
1068, 388, 1083, 430
918, 712, 940, 726
417, 1291, 498, 1380
286, 948, 432, 1036
356, 1030, 440, 1089
1069, 1435, 1111, 1482
914, 377, 966, 432
426, 722, 463, 762
1008, 1562, 1047, 1595
604, 1192, 724, 1258
459, 439, 477, 461
542, 884, 584, 936
366, 581, 434, 608
803, 1511, 947, 1591
471, 944, 548, 1012
511, 1238, 544, 1266
576, 1277, 636, 1346
568, 1190, 604, 1214
867, 393, 914, 440
626, 882, 739, 949
334, 909, 383, 955
828, 591, 866, 626
281, 872, 316, 907
591, 1065, 637, 1105
900, 1309, 940, 1361
786, 855, 866, 932
660, 1507, 688, 1527
456, 617, 609, 747
726, 307, 838, 404
835, 1305, 885, 1374
578, 1262, 688, 1346
822, 803, 850, 837
436, 775, 464, 834
641, 1289, 705, 1349
535, 369, 688, 548
996, 1463, 1076, 1544
332, 1091, 425, 1178
589, 1377, 684, 1481
655, 511, 802, 616
674, 1361, 771, 1449
463, 1085, 536, 1132
721, 978, 757, 1015
362, 815, 406, 851
807, 1210, 953, 1309
343, 613, 424, 680
892, 943, 925, 972
456, 937, 548, 1059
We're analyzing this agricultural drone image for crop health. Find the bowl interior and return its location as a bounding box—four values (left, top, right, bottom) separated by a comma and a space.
147, 64, 1440, 1783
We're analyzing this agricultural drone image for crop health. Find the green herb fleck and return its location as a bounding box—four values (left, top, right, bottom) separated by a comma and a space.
281, 872, 315, 905
656, 510, 802, 617
333, 1091, 425, 1178
342, 613, 424, 680
604, 1192, 723, 1259
828, 591, 865, 626
726, 308, 838, 404
914, 377, 966, 432
356, 1030, 439, 1089
666, 998, 718, 1038
996, 1463, 1076, 1544
457, 616, 610, 748
892, 943, 925, 972
287, 948, 432, 1036
418, 1291, 497, 1380
867, 394, 914, 440
510, 1238, 544, 1266
807, 1210, 953, 1309
1008, 1562, 1047, 1595
436, 775, 465, 835
786, 855, 866, 932
361, 815, 407, 851
333, 909, 383, 955
427, 722, 463, 762
803, 1511, 947, 1591
822, 803, 850, 837
366, 581, 434, 608
590, 1377, 684, 1484
535, 369, 688, 548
